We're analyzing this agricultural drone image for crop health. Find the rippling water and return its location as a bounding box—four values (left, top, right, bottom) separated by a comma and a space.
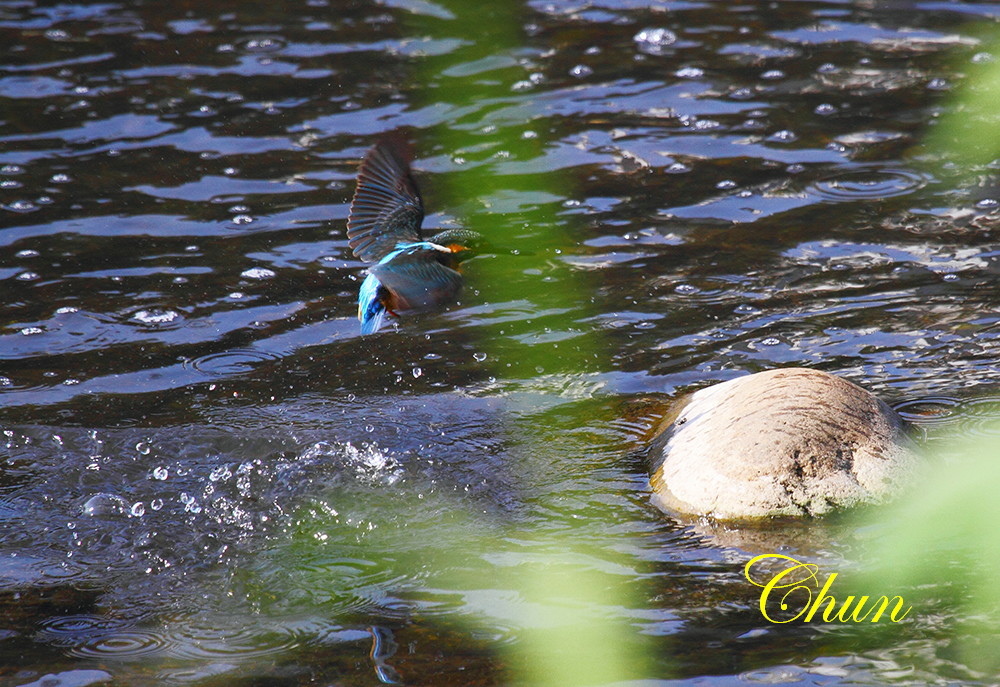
2, 0, 1000, 684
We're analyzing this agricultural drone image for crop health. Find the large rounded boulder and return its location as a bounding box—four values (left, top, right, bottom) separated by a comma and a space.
649, 368, 920, 519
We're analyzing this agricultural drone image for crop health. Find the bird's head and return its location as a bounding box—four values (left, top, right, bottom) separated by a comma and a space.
428, 228, 489, 263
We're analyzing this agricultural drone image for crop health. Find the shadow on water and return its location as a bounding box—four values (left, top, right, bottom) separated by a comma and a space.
2, 0, 1000, 684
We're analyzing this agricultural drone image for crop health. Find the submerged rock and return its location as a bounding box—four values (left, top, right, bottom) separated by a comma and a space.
649, 368, 920, 519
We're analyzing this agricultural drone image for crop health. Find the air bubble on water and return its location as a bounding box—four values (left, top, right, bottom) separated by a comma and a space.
634, 27, 677, 55
570, 64, 593, 78
0, 377, 11, 387
972, 52, 995, 64
152, 466, 168, 480
717, 180, 737, 190
16, 271, 39, 281
241, 267, 276, 279
364, 424, 375, 433
231, 214, 254, 225
209, 465, 232, 482
229, 292, 245, 300
943, 273, 959, 282
767, 130, 798, 143
132, 309, 180, 325
50, 173, 71, 183
20, 327, 43, 335
150, 498, 164, 511
1, 180, 22, 189
6, 200, 38, 212
136, 441, 151, 455
412, 367, 422, 378
815, 103, 837, 115
55, 306, 77, 314
473, 352, 487, 362
82, 493, 127, 517
1, 165, 23, 175
975, 198, 998, 209
676, 66, 704, 78
130, 502, 145, 517
761, 69, 785, 80
761, 337, 781, 346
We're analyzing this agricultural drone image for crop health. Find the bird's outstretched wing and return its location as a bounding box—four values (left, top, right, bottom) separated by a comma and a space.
347, 139, 425, 263
370, 250, 463, 311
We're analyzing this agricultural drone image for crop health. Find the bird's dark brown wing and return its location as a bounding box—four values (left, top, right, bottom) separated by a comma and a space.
347, 139, 425, 263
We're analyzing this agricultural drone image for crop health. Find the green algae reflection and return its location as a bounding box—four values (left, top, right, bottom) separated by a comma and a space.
283, 0, 652, 683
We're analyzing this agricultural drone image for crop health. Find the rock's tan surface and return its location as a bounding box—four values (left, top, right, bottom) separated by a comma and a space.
649, 368, 920, 519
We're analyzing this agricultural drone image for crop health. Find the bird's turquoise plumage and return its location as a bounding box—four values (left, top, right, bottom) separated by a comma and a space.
347, 140, 483, 334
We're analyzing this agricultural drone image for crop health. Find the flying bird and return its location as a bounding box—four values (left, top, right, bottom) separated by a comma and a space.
347, 139, 484, 334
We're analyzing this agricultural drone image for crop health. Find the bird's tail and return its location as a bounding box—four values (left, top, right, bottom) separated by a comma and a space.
360, 301, 387, 335
358, 274, 388, 335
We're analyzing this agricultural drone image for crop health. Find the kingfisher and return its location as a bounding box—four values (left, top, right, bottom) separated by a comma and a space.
347, 139, 485, 335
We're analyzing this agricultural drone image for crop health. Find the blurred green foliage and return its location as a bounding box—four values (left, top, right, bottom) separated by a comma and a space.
854, 429, 1000, 674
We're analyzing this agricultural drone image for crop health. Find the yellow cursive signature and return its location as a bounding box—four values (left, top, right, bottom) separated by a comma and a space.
744, 553, 911, 623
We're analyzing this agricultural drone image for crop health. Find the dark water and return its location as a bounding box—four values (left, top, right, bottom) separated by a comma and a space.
2, 0, 1000, 684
